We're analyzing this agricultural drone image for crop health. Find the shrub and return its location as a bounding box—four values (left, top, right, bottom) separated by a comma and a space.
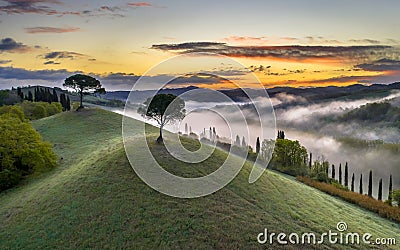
297, 176, 400, 223
0, 111, 57, 191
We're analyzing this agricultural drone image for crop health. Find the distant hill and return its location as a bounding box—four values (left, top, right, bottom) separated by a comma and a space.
104, 82, 400, 104
0, 109, 398, 248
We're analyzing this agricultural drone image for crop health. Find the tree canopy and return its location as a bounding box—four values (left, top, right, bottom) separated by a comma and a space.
138, 94, 185, 143
63, 74, 103, 109
0, 106, 57, 191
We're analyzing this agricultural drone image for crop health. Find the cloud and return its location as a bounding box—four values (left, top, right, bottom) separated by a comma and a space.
44, 60, 60, 65
25, 26, 81, 34
0, 37, 29, 52
0, 66, 78, 81
151, 42, 400, 63
0, 59, 11, 64
223, 36, 269, 45
349, 39, 381, 45
43, 51, 87, 60
0, 0, 61, 15
127, 2, 152, 7
355, 58, 400, 72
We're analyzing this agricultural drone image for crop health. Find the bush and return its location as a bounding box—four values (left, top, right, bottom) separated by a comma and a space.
297, 176, 400, 223
18, 101, 62, 120
0, 110, 57, 192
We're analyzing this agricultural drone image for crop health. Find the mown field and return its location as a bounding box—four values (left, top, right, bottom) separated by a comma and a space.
0, 108, 398, 249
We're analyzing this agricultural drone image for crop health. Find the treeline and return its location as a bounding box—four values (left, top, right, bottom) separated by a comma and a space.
337, 101, 400, 129
192, 125, 400, 221
0, 105, 57, 191
17, 86, 71, 112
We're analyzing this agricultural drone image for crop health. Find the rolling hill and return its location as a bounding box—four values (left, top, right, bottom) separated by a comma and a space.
0, 109, 399, 249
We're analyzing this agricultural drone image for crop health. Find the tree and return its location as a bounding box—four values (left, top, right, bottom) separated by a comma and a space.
235, 135, 240, 146
256, 137, 260, 154
339, 163, 342, 185
63, 74, 102, 109
138, 94, 185, 143
378, 178, 383, 201
309, 153, 312, 168
392, 190, 400, 206
66, 96, 71, 111
241, 136, 246, 147
185, 123, 188, 135
270, 138, 308, 176
344, 162, 348, 187
52, 89, 58, 103
359, 174, 363, 194
60, 93, 66, 111
277, 130, 285, 139
0, 108, 57, 191
368, 170, 373, 197
27, 91, 33, 102
332, 164, 335, 179
388, 175, 393, 205
351, 173, 355, 192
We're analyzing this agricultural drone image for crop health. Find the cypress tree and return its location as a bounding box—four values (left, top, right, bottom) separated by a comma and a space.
60, 93, 66, 111
359, 174, 363, 194
241, 136, 246, 147
344, 162, 348, 187
378, 178, 382, 201
235, 135, 240, 146
46, 88, 52, 103
339, 163, 342, 185
368, 170, 373, 197
66, 96, 71, 111
52, 89, 58, 102
34, 87, 38, 102
332, 164, 335, 179
388, 175, 393, 205
39, 88, 45, 102
309, 153, 312, 168
256, 137, 260, 154
27, 91, 33, 102
351, 173, 355, 192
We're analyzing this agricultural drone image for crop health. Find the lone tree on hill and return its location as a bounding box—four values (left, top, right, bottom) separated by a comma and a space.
138, 94, 185, 143
63, 74, 103, 109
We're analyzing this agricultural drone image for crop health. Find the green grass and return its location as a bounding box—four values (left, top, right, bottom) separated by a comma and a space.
0, 108, 399, 249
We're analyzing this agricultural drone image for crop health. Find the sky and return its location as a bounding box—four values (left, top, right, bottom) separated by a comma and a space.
1, 0, 400, 90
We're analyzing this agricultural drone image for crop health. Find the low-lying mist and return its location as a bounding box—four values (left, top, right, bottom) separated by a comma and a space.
118, 89, 399, 199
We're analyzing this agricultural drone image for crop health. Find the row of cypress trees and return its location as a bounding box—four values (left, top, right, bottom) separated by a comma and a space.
16, 86, 71, 111
331, 163, 393, 203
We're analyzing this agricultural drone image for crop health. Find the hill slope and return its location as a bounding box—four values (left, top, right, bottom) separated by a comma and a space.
0, 109, 399, 249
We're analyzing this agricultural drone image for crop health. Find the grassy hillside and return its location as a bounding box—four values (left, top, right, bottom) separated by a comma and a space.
0, 109, 399, 249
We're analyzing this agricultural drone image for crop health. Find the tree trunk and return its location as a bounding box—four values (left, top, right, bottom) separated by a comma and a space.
157, 124, 164, 143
